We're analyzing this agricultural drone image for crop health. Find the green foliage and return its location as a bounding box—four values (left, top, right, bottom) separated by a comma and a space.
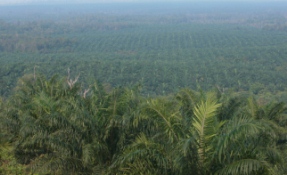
1, 14, 287, 98
0, 143, 27, 175
191, 92, 223, 174
1, 6, 287, 174
1, 73, 287, 174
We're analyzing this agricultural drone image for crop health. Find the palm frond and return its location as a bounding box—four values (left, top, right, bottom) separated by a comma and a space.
110, 133, 169, 174
141, 97, 183, 143
266, 102, 287, 121
215, 116, 262, 163
218, 96, 244, 121
216, 159, 267, 175
192, 92, 222, 166
246, 96, 259, 118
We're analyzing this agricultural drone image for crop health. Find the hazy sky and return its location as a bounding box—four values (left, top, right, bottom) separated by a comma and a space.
0, 0, 282, 5
0, 0, 165, 5
0, 0, 138, 5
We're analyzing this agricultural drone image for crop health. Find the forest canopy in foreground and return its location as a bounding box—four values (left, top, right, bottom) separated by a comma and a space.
1, 73, 287, 174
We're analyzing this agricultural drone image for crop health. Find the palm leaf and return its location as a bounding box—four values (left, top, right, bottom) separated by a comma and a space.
215, 116, 262, 163
215, 159, 269, 175
192, 92, 223, 171
110, 133, 169, 175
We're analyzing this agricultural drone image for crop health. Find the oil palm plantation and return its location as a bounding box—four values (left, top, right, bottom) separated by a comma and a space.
1, 73, 287, 174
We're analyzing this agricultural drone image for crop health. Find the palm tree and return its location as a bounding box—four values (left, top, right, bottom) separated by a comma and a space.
80, 82, 144, 173
108, 95, 182, 175
109, 133, 170, 175
210, 96, 287, 175
174, 92, 224, 175
174, 90, 285, 175
4, 74, 109, 174
3, 73, 287, 174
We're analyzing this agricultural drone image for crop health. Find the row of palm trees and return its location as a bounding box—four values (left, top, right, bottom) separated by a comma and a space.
1, 73, 287, 174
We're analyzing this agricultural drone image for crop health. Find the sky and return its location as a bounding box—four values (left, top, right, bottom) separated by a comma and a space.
0, 0, 134, 5
0, 0, 164, 5
0, 0, 283, 5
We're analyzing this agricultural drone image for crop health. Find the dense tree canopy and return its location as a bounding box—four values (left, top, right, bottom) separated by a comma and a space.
1, 74, 287, 174
1, 5, 287, 98
1, 3, 287, 174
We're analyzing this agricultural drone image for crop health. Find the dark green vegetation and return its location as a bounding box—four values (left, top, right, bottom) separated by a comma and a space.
1, 2, 287, 174
1, 73, 287, 174
0, 3, 287, 99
